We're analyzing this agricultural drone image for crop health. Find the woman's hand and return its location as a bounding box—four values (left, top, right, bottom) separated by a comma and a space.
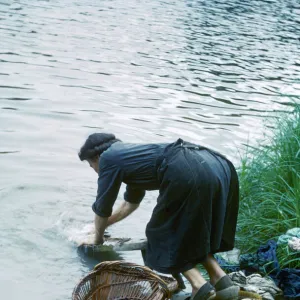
78, 236, 104, 247
77, 215, 108, 247
94, 236, 105, 245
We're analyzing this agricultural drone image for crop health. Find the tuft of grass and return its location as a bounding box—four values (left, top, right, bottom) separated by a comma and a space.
236, 103, 300, 269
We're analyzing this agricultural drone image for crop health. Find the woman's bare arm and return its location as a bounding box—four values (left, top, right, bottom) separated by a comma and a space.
93, 201, 139, 244
107, 201, 139, 227
94, 214, 108, 244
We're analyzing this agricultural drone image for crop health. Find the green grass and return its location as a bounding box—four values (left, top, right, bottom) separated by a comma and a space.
236, 103, 300, 269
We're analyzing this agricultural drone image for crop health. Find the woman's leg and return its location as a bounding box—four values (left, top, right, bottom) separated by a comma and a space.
182, 268, 207, 297
201, 253, 226, 285
182, 254, 226, 295
201, 253, 240, 299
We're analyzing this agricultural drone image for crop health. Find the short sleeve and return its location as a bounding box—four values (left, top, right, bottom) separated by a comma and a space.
92, 156, 122, 217
124, 185, 145, 204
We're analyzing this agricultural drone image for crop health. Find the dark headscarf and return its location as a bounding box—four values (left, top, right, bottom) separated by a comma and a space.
78, 133, 120, 161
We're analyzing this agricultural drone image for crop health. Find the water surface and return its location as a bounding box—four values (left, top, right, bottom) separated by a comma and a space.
0, 0, 299, 299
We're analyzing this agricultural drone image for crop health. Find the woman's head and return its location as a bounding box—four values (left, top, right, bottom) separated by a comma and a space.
78, 133, 120, 173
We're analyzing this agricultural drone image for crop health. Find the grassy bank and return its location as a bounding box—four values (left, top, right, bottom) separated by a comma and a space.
236, 103, 300, 269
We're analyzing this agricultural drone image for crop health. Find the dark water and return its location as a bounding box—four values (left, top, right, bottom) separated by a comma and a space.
0, 0, 299, 299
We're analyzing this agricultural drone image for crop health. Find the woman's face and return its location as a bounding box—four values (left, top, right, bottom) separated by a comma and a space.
88, 157, 99, 174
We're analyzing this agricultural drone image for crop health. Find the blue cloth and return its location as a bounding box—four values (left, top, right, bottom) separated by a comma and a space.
277, 269, 300, 300
215, 256, 240, 273
92, 142, 167, 217
239, 240, 279, 274
257, 240, 280, 273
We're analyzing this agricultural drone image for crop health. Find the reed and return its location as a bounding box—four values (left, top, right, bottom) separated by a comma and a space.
236, 103, 300, 269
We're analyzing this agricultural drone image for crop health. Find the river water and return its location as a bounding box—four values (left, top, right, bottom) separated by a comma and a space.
0, 0, 299, 299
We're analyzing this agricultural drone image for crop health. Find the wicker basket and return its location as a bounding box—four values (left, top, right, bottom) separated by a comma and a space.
72, 261, 178, 300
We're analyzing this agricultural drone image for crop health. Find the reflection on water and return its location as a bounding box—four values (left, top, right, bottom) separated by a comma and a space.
0, 0, 299, 299
77, 247, 123, 271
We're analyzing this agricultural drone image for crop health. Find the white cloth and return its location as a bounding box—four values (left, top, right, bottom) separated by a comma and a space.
229, 271, 283, 300
288, 237, 300, 251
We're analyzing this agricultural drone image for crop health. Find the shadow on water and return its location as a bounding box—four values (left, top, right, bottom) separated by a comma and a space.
77, 246, 123, 271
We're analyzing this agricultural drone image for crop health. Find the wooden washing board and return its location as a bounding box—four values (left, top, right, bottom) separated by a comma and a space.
79, 237, 186, 290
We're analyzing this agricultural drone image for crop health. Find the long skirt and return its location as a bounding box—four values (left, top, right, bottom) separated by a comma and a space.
145, 138, 239, 274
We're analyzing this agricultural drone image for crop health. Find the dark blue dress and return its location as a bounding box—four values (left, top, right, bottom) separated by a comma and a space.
93, 138, 239, 274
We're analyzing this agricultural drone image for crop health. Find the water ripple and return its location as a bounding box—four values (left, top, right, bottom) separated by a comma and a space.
0, 1, 299, 299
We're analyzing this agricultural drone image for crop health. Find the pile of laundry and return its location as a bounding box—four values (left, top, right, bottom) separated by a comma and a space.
228, 271, 282, 300
277, 228, 300, 270
277, 228, 300, 251
216, 228, 300, 300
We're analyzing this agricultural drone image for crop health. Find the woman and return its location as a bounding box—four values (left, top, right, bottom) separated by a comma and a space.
78, 133, 240, 300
